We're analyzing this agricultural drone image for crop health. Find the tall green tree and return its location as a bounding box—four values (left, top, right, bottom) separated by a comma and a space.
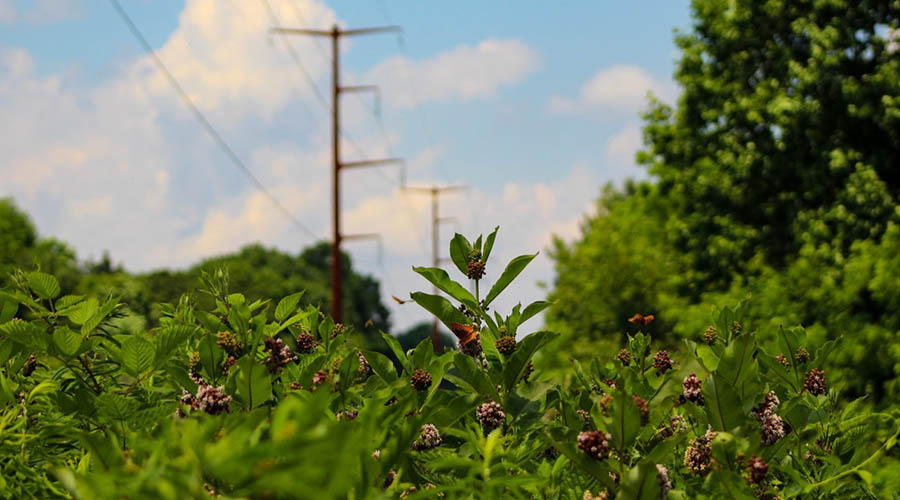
548, 0, 900, 399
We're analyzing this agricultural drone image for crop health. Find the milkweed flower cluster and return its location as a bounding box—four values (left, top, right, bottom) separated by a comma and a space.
577, 430, 612, 460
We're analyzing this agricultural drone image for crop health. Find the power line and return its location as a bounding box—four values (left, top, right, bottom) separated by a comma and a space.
108, 0, 319, 241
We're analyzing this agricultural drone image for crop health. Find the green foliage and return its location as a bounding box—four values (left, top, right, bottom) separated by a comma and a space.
0, 229, 895, 498
548, 0, 900, 401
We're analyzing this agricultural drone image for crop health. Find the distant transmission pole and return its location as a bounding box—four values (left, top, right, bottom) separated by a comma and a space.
272, 24, 403, 323
404, 185, 467, 351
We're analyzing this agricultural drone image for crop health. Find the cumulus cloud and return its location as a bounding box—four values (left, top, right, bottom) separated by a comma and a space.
547, 65, 674, 116
365, 39, 540, 108
601, 122, 647, 184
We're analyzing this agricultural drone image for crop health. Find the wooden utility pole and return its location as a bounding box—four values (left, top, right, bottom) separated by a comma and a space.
272, 24, 402, 323
404, 185, 467, 351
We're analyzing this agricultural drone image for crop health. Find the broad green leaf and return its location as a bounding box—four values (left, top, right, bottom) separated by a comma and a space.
381, 331, 410, 373
53, 327, 82, 356
275, 292, 304, 322
409, 292, 470, 330
696, 344, 720, 372
611, 387, 642, 452
0, 320, 47, 349
0, 297, 17, 323
483, 253, 538, 307
449, 233, 472, 277
81, 297, 119, 337
276, 310, 313, 334
502, 331, 559, 389
122, 336, 154, 376
96, 393, 140, 420
703, 373, 744, 432
718, 333, 754, 387
26, 271, 60, 300
618, 460, 662, 500
412, 266, 479, 310
54, 294, 83, 310
66, 298, 99, 325
482, 226, 499, 261
154, 324, 196, 364
519, 300, 550, 325
362, 349, 397, 383
814, 337, 840, 365
453, 352, 497, 398
234, 357, 272, 409
411, 336, 434, 369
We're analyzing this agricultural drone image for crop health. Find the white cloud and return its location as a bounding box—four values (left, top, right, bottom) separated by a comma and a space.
0, 1, 15, 23
602, 122, 647, 185
365, 39, 540, 108
547, 65, 674, 116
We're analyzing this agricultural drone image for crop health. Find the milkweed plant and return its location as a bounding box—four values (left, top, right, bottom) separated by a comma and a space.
0, 228, 896, 498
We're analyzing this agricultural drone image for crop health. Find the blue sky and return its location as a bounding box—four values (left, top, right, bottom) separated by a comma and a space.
0, 0, 692, 331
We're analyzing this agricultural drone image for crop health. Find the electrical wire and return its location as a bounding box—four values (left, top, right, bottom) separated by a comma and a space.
109, 0, 320, 241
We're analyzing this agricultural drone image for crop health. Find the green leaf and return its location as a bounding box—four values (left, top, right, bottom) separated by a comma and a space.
362, 350, 397, 383
519, 300, 550, 325
381, 331, 410, 373
502, 331, 558, 389
703, 373, 744, 432
611, 387, 642, 452
81, 297, 119, 337
718, 333, 754, 387
483, 253, 538, 307
453, 352, 497, 398
449, 233, 472, 277
122, 336, 154, 376
55, 294, 83, 310
66, 298, 99, 325
412, 266, 479, 310
411, 336, 434, 369
96, 393, 140, 420
482, 226, 499, 262
154, 325, 196, 364
695, 344, 720, 372
53, 327, 82, 356
0, 320, 47, 350
409, 292, 471, 330
618, 460, 662, 500
26, 272, 60, 300
275, 292, 304, 322
0, 297, 17, 323
234, 357, 271, 409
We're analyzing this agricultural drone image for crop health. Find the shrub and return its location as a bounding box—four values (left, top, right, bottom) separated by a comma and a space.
0, 230, 896, 498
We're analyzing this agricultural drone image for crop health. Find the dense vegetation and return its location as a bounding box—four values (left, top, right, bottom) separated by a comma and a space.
547, 0, 900, 403
1, 229, 897, 498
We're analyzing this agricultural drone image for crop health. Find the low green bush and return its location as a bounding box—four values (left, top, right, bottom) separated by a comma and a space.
0, 229, 895, 498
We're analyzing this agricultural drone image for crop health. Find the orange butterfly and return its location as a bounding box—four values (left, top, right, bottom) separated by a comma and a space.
450, 322, 479, 345
628, 313, 655, 326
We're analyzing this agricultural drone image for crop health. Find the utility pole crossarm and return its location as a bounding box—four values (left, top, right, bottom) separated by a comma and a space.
272, 23, 403, 323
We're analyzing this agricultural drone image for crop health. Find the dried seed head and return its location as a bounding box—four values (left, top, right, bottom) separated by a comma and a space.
496, 335, 517, 355
522, 360, 535, 383
652, 350, 673, 374
760, 413, 787, 445
616, 348, 632, 366
410, 369, 433, 391
632, 395, 649, 425
215, 331, 242, 356
577, 430, 612, 460
295, 332, 317, 354
684, 429, 715, 476
803, 368, 826, 396
776, 353, 790, 367
598, 393, 614, 417
703, 325, 718, 345
682, 373, 704, 404
188, 352, 201, 376
577, 409, 593, 429
467, 260, 486, 280
731, 321, 742, 336
751, 391, 780, 422
476, 399, 506, 432
656, 464, 671, 498
746, 456, 768, 484
264, 337, 297, 373
22, 354, 37, 377
795, 347, 810, 364
411, 423, 442, 451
